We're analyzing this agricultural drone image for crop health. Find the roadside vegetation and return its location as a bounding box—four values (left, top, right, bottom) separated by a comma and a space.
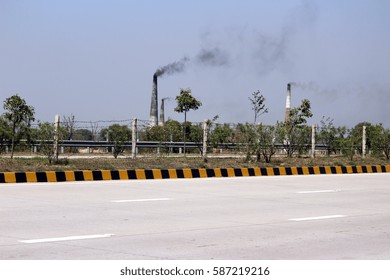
1, 92, 389, 172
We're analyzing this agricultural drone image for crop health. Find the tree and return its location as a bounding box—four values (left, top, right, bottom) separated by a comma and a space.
318, 116, 337, 155
0, 116, 11, 153
62, 114, 76, 140
2, 94, 35, 159
209, 123, 234, 149
255, 123, 277, 163
249, 90, 268, 124
174, 88, 202, 154
280, 99, 313, 157
106, 124, 131, 158
371, 124, 390, 159
73, 129, 93, 140
33, 122, 56, 164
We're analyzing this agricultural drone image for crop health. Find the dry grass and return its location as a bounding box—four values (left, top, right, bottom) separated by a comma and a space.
1, 153, 389, 172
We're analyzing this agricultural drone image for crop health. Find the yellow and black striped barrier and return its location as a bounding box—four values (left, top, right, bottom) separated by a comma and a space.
1, 165, 389, 183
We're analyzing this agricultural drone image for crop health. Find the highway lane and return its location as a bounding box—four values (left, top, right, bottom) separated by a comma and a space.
0, 173, 390, 259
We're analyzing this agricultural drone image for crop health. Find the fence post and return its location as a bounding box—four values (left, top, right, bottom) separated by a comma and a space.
311, 124, 316, 158
202, 119, 209, 161
54, 114, 60, 163
362, 125, 367, 159
132, 118, 137, 159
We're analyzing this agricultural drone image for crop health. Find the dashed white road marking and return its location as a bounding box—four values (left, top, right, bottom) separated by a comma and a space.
289, 215, 347, 222
111, 198, 172, 203
296, 190, 339, 194
19, 234, 115, 244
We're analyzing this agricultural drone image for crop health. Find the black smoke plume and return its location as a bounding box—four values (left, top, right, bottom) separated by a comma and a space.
154, 57, 190, 77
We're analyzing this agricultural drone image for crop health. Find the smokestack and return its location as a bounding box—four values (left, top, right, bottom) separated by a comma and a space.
159, 98, 165, 126
159, 97, 171, 126
150, 74, 158, 126
285, 83, 291, 123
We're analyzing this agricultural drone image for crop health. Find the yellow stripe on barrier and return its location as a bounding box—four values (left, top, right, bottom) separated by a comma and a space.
199, 169, 208, 178
366, 166, 373, 173
65, 171, 76, 181
168, 169, 178, 179
118, 170, 128, 180
4, 172, 16, 183
101, 170, 112, 180
290, 167, 298, 175
135, 169, 146, 179
266, 167, 274, 176
356, 166, 363, 173
182, 169, 192, 178
302, 167, 310, 175
253, 168, 261, 176
152, 169, 162, 179
335, 166, 343, 174
83, 171, 93, 181
213, 168, 222, 177
46, 171, 57, 182
278, 167, 287, 176
226, 168, 235, 177
313, 166, 321, 174
241, 168, 249, 177
323, 166, 331, 174
25, 172, 37, 183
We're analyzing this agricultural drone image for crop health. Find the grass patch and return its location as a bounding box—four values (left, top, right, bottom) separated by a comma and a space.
0, 154, 389, 172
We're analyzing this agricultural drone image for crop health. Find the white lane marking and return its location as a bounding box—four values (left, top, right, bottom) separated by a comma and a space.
111, 198, 172, 203
19, 234, 115, 244
296, 190, 339, 194
289, 215, 346, 222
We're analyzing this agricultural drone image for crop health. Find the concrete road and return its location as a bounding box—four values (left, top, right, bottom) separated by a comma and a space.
1, 173, 390, 260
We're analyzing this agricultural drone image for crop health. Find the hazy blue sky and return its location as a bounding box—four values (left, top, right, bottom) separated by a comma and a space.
1, 0, 390, 127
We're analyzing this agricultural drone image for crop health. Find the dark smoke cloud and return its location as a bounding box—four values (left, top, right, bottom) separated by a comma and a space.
253, 1, 318, 75
154, 47, 230, 78
196, 47, 230, 67
289, 81, 339, 100
154, 57, 189, 77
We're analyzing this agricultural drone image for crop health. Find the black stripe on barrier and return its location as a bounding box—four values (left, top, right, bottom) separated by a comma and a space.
15, 172, 27, 183
381, 166, 386, 172
92, 170, 103, 180
176, 169, 184, 178
74, 171, 84, 181
341, 166, 347, 174
319, 167, 326, 174
308, 167, 315, 175
161, 169, 170, 179
260, 168, 268, 176
0, 173, 5, 183
191, 169, 200, 178
206, 169, 215, 178
297, 167, 303, 175
273, 168, 280, 176
331, 166, 337, 174
144, 170, 154, 179
111, 170, 120, 180
371, 166, 377, 173
362, 166, 367, 173
352, 166, 357, 173
36, 172, 48, 182
127, 170, 136, 179
285, 167, 292, 175
248, 168, 255, 176
220, 169, 228, 177
56, 171, 66, 182
234, 168, 243, 176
